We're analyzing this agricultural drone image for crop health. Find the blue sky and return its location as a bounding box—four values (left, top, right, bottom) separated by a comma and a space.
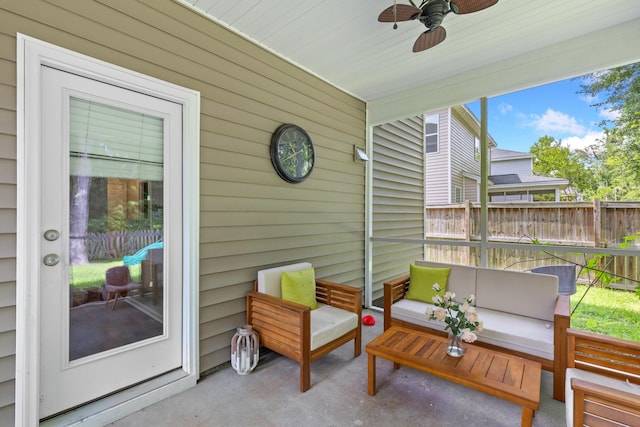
466, 76, 616, 153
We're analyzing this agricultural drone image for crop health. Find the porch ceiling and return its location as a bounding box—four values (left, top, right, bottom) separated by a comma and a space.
181, 0, 640, 122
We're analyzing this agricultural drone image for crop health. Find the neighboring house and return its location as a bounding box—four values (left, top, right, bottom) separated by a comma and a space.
424, 108, 569, 204
424, 105, 497, 205
489, 149, 569, 202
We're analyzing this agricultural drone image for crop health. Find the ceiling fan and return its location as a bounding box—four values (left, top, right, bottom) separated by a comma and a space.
378, 0, 499, 52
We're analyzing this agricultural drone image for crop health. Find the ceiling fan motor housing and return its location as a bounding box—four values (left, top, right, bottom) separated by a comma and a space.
419, 0, 451, 29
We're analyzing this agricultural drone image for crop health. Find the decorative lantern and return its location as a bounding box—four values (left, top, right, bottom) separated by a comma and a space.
231, 324, 259, 375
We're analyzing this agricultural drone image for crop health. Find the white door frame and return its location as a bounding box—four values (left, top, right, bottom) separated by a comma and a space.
15, 34, 200, 426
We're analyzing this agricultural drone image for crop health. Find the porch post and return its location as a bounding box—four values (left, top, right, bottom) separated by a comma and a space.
480, 97, 488, 267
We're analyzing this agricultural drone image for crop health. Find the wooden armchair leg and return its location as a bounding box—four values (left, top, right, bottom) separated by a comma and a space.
355, 330, 362, 357
554, 369, 566, 402
300, 359, 311, 392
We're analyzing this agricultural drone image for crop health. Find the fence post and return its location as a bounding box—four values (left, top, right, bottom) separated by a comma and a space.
464, 199, 471, 242
593, 198, 601, 248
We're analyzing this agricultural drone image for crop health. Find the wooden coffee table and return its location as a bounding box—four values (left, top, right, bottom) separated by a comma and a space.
366, 326, 542, 427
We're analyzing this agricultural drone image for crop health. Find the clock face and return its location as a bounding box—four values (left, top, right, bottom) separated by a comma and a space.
270, 124, 315, 183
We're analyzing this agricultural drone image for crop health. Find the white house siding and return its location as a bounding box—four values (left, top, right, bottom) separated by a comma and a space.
371, 117, 424, 303
464, 177, 478, 202
0, 1, 366, 422
449, 109, 481, 202
424, 109, 449, 205
491, 157, 533, 176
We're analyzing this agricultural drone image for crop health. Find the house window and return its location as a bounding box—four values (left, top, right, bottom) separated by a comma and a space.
474, 136, 480, 160
425, 114, 438, 153
455, 186, 463, 203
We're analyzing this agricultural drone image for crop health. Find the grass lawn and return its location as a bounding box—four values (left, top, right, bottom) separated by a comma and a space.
570, 284, 640, 342
70, 260, 141, 290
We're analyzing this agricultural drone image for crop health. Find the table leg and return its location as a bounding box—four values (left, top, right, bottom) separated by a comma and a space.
367, 353, 376, 396
521, 407, 534, 427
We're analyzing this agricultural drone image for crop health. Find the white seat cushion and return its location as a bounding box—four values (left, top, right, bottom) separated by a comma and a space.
565, 367, 640, 427
392, 298, 447, 332
310, 303, 358, 351
477, 308, 554, 360
391, 300, 554, 360
257, 262, 313, 297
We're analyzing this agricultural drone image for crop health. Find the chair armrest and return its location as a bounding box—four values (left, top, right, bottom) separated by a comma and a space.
315, 279, 362, 315
383, 275, 410, 330
571, 378, 640, 426
246, 290, 311, 361
553, 295, 571, 401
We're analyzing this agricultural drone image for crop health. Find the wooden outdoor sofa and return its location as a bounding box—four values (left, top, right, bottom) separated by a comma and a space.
246, 263, 362, 392
565, 328, 640, 426
383, 260, 571, 401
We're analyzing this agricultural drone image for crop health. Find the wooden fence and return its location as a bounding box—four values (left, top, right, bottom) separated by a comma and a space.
425, 200, 640, 288
86, 229, 162, 260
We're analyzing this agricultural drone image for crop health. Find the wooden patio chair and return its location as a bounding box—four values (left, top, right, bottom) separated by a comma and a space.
246, 262, 362, 392
565, 329, 640, 426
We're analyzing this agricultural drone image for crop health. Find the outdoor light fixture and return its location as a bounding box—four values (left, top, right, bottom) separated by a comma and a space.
354, 145, 369, 163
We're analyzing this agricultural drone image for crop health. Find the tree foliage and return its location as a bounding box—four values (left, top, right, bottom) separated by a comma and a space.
530, 64, 640, 201
530, 135, 594, 198
580, 63, 640, 136
578, 64, 640, 199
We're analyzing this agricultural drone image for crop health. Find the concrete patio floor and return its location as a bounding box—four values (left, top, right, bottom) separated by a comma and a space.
110, 309, 566, 427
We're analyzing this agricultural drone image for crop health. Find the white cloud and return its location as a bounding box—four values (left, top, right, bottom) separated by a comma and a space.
498, 103, 513, 115
530, 108, 587, 135
599, 107, 620, 122
580, 93, 598, 105
562, 130, 605, 151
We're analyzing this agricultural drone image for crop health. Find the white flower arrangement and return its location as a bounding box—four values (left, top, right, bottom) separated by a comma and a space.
425, 283, 483, 343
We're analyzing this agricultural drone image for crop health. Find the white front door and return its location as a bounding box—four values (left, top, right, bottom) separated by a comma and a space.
38, 66, 183, 419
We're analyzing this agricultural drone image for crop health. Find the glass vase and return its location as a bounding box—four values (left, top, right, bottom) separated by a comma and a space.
446, 331, 465, 357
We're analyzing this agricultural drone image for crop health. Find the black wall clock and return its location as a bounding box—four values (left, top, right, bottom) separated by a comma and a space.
270, 124, 315, 183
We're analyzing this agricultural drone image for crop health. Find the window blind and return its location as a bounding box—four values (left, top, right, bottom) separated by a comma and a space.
69, 97, 163, 180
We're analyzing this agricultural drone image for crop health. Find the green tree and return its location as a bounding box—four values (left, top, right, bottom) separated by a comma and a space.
580, 64, 640, 137
579, 64, 640, 199
530, 135, 594, 198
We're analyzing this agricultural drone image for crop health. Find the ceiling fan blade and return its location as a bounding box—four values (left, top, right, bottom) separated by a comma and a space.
413, 26, 446, 52
378, 4, 422, 22
451, 0, 498, 14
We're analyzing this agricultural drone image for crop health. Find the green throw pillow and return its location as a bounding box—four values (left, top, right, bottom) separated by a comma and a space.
405, 264, 450, 303
281, 268, 318, 310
